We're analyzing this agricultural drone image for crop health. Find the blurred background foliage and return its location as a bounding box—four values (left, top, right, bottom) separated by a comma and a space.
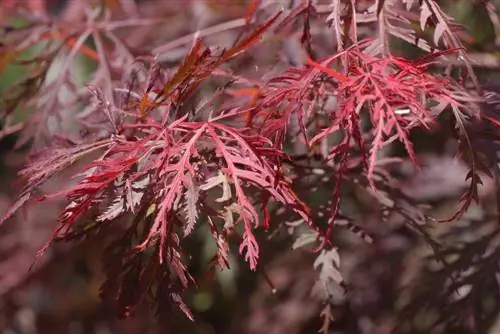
0, 1, 500, 334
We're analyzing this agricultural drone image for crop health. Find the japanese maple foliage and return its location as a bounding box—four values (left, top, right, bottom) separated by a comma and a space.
0, 0, 497, 332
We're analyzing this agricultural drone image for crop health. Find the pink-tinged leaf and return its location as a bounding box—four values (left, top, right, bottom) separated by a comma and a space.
1, 139, 114, 226
138, 124, 208, 263
183, 173, 199, 236
207, 216, 231, 270
420, 2, 432, 31
434, 22, 446, 46
239, 227, 259, 270
403, 0, 416, 11
306, 57, 350, 83
310, 124, 341, 147
207, 126, 260, 226
98, 196, 125, 222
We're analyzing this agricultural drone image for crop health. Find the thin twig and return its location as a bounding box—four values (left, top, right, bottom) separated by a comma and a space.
103, 17, 166, 31
153, 18, 246, 57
